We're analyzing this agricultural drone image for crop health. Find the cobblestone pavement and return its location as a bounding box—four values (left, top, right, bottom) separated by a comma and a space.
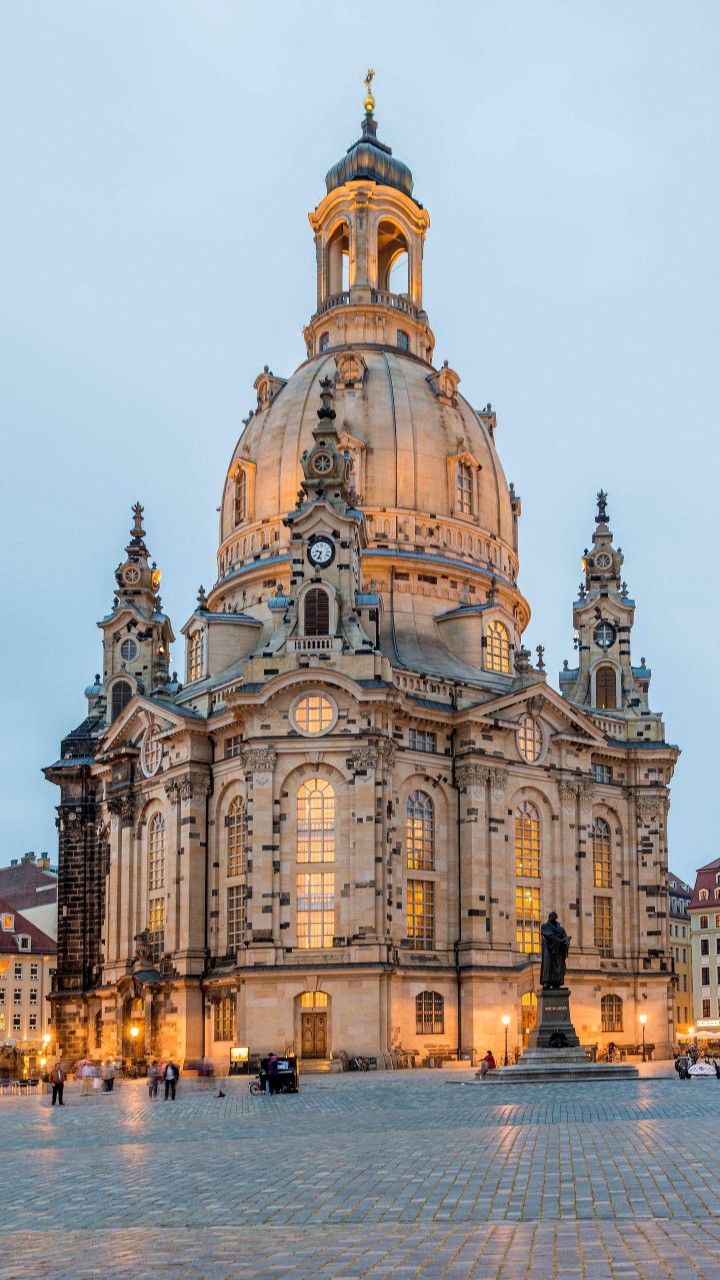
2, 1067, 720, 1279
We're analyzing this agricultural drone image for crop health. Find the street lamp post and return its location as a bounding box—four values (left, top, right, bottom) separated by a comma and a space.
639, 1013, 647, 1063
129, 1024, 140, 1075
502, 1014, 511, 1066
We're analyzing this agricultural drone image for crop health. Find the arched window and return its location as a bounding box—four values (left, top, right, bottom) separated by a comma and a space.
596, 665, 617, 709
600, 994, 623, 1033
111, 680, 132, 722
592, 818, 612, 889
188, 630, 204, 682
148, 814, 165, 891
297, 779, 335, 863
326, 220, 349, 295
515, 801, 540, 878
227, 798, 246, 877
304, 588, 330, 636
699, 889, 709, 902
457, 461, 473, 515
416, 991, 444, 1035
319, 332, 330, 352
377, 220, 409, 294
234, 469, 247, 526
521, 991, 537, 1036
396, 329, 410, 352
486, 621, 510, 673
406, 791, 434, 871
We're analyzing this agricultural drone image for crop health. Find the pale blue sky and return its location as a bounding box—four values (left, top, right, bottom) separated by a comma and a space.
1, 2, 718, 883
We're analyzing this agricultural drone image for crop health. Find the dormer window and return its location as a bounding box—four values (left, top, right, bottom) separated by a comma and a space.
110, 680, 132, 722
188, 630, 205, 683
1, 913, 15, 932
699, 889, 709, 902
457, 462, 473, 515
319, 332, 330, 352
234, 468, 247, 526
486, 620, 511, 674
397, 329, 410, 352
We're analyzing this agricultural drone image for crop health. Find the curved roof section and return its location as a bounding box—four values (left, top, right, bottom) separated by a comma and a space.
325, 114, 414, 200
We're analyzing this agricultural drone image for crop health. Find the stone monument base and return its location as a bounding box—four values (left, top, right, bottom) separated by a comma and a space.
479, 986, 639, 1083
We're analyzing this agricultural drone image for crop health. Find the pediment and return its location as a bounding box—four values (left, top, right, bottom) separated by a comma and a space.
469, 682, 607, 744
97, 696, 193, 758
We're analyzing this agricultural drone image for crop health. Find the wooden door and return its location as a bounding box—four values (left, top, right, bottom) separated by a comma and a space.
301, 1012, 328, 1058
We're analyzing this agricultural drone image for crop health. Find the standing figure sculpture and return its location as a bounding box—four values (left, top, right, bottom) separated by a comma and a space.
540, 911, 571, 989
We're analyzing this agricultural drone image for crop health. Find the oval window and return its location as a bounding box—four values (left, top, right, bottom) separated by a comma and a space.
517, 715, 543, 763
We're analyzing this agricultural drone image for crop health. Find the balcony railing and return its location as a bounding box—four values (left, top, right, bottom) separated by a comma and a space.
287, 635, 343, 653
313, 290, 419, 319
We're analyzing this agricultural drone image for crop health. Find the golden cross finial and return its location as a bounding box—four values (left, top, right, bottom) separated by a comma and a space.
363, 67, 375, 115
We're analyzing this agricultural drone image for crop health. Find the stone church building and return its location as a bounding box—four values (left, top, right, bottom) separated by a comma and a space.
45, 89, 678, 1068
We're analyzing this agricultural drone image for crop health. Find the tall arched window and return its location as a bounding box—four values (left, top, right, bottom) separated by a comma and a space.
227, 798, 246, 878
304, 588, 330, 637
592, 818, 612, 889
457, 461, 473, 515
111, 680, 132, 722
515, 801, 540, 878
406, 791, 434, 870
234, 469, 247, 526
148, 813, 165, 891
188, 630, 204, 682
601, 994, 623, 1033
297, 779, 335, 863
521, 991, 537, 1036
486, 621, 510, 674
596, 665, 617, 709
416, 991, 444, 1035
377, 220, 409, 293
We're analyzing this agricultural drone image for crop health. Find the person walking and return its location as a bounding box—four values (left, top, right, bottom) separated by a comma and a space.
50, 1062, 65, 1106
147, 1060, 160, 1099
163, 1060, 179, 1101
479, 1050, 497, 1078
102, 1059, 116, 1093
81, 1062, 95, 1096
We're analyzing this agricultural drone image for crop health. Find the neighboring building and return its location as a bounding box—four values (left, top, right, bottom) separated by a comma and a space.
688, 857, 720, 1034
44, 85, 679, 1070
0, 852, 58, 942
668, 871, 693, 1038
0, 898, 56, 1075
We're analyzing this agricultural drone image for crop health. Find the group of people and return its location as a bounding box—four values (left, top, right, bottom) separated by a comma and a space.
79, 1059, 116, 1094
146, 1059, 180, 1100
674, 1049, 720, 1080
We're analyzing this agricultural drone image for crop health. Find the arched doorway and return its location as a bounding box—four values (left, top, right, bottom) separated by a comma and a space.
121, 995, 145, 1069
298, 990, 329, 1059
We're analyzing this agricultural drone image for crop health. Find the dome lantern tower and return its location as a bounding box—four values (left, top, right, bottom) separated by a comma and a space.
304, 72, 434, 363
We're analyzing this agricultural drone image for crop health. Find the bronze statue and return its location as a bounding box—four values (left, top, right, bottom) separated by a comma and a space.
540, 911, 571, 989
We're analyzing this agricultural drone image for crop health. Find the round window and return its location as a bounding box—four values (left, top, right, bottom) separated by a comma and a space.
120, 638, 138, 662
141, 727, 162, 777
517, 714, 543, 764
292, 693, 336, 737
594, 621, 616, 649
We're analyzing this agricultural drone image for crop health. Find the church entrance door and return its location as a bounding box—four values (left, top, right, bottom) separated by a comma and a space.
301, 1012, 327, 1059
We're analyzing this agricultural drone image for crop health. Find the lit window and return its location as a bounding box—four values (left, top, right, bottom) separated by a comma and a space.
592, 818, 612, 889
148, 814, 165, 891
111, 680, 132, 722
601, 994, 623, 1033
716, 914, 720, 928
234, 469, 247, 526
457, 462, 473, 515
147, 898, 164, 961
1, 913, 14, 932
407, 880, 435, 950
214, 995, 235, 1042
294, 694, 334, 736
515, 802, 540, 878
521, 991, 537, 1036
141, 727, 162, 778
300, 990, 328, 1009
227, 799, 246, 878
303, 588, 330, 637
296, 872, 335, 948
227, 884, 246, 952
409, 729, 437, 753
702, 999, 711, 1018
188, 630, 205, 683
515, 885, 540, 954
406, 791, 434, 871
517, 715, 543, 763
297, 779, 335, 864
699, 890, 709, 902
595, 665, 617, 710
120, 638, 138, 662
486, 621, 510, 674
594, 896, 613, 951
415, 991, 444, 1034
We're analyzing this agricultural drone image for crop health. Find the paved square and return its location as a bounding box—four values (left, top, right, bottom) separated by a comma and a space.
2, 1067, 720, 1279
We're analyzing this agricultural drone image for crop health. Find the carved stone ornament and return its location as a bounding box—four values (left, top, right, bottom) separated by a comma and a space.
334, 350, 367, 389
254, 366, 286, 411
427, 360, 460, 405
241, 747, 277, 776
636, 793, 666, 824
164, 773, 211, 804
108, 793, 136, 824
350, 745, 379, 772
455, 763, 507, 800
558, 778, 595, 810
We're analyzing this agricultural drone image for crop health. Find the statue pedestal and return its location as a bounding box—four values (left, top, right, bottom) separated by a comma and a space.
527, 987, 580, 1050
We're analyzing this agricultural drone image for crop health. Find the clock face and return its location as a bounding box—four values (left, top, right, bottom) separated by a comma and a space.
594, 621, 616, 649
308, 537, 335, 567
123, 565, 140, 585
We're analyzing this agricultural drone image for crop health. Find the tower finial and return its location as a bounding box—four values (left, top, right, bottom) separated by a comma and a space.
131, 501, 145, 541
363, 67, 375, 116
596, 490, 608, 523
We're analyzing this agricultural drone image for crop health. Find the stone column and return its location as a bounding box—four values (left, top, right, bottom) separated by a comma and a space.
242, 748, 278, 952
174, 771, 211, 976
349, 745, 384, 940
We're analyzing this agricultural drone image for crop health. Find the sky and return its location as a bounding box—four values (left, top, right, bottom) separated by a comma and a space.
1, 1, 718, 884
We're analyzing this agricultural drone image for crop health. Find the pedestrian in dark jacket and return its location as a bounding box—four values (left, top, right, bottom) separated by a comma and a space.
50, 1063, 65, 1106
163, 1060, 180, 1101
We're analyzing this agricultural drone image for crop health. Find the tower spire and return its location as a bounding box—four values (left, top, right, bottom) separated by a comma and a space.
363, 67, 375, 116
